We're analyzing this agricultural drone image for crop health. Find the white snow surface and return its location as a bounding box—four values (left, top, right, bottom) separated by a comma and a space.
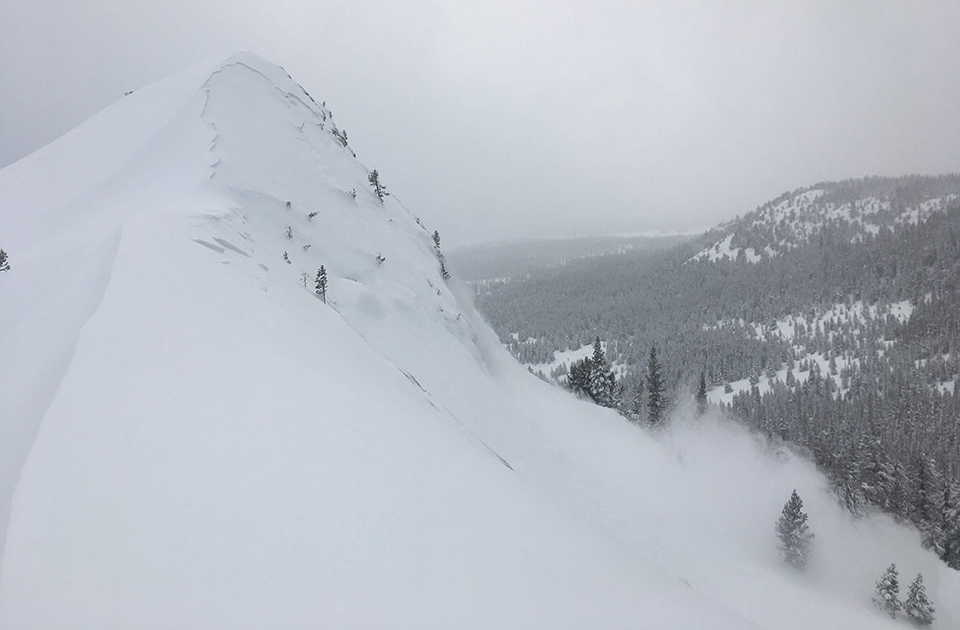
0, 53, 957, 628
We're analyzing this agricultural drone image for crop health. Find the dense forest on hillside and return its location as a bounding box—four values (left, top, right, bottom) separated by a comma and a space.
468, 175, 960, 568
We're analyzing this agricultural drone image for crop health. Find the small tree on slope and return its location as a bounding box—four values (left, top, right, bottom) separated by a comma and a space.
368, 169, 387, 202
904, 573, 935, 626
695, 370, 708, 414
567, 356, 592, 398
873, 564, 902, 618
0, 249, 9, 272
315, 266, 327, 303
646, 345, 667, 426
629, 379, 645, 423
776, 490, 814, 569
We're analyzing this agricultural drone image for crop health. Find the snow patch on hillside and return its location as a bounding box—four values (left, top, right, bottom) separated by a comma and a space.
706, 299, 917, 404
690, 234, 763, 263
523, 341, 628, 382
690, 187, 960, 264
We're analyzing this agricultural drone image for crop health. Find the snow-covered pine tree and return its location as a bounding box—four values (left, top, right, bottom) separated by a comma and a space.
646, 345, 667, 426
315, 265, 327, 303
873, 564, 902, 618
587, 337, 618, 408
0, 249, 9, 272
903, 573, 935, 626
765, 361, 777, 380
567, 356, 592, 399
431, 231, 451, 280
776, 490, 814, 569
943, 482, 960, 570
368, 169, 387, 202
695, 371, 708, 414
911, 457, 945, 554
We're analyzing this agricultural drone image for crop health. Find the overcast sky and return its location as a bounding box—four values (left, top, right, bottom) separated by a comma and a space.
2, 1, 959, 245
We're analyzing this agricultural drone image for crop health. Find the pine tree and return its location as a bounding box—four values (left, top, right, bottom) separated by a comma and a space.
646, 345, 667, 426
368, 169, 387, 202
903, 573, 935, 626
943, 483, 960, 570
432, 230, 451, 280
567, 356, 592, 398
776, 490, 814, 569
630, 379, 645, 423
0, 249, 9, 272
873, 564, 902, 618
587, 337, 618, 408
695, 370, 708, 414
912, 457, 945, 554
315, 265, 328, 303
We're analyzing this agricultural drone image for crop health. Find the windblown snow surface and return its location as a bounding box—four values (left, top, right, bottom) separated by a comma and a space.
0, 53, 956, 629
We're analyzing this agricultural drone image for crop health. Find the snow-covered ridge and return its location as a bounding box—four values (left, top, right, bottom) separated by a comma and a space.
690, 182, 960, 264
0, 54, 957, 628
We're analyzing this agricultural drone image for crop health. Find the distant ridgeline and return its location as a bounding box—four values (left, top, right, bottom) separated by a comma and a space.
467, 174, 960, 568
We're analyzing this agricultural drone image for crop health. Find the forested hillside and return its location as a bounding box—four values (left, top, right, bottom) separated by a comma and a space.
469, 174, 960, 568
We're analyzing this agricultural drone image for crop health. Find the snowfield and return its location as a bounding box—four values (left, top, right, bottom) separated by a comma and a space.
0, 53, 956, 628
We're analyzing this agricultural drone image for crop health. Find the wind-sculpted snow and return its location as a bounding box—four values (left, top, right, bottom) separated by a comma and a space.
0, 54, 956, 628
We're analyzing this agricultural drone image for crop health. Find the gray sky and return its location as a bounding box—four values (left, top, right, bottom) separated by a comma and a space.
2, 0, 959, 246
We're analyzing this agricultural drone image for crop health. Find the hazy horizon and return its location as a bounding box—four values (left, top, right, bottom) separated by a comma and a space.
3, 0, 959, 246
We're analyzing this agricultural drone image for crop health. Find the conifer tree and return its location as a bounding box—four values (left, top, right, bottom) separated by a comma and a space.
904, 573, 935, 626
646, 345, 667, 426
315, 265, 327, 303
912, 457, 945, 554
695, 371, 708, 414
776, 490, 814, 569
368, 169, 387, 202
431, 230, 451, 280
587, 337, 618, 408
0, 249, 9, 272
567, 356, 592, 399
630, 379, 645, 423
873, 564, 902, 618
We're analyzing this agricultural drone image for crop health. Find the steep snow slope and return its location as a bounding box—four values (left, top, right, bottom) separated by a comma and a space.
0, 53, 956, 628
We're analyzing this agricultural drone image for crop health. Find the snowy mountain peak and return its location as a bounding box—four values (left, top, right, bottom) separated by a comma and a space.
0, 56, 956, 628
